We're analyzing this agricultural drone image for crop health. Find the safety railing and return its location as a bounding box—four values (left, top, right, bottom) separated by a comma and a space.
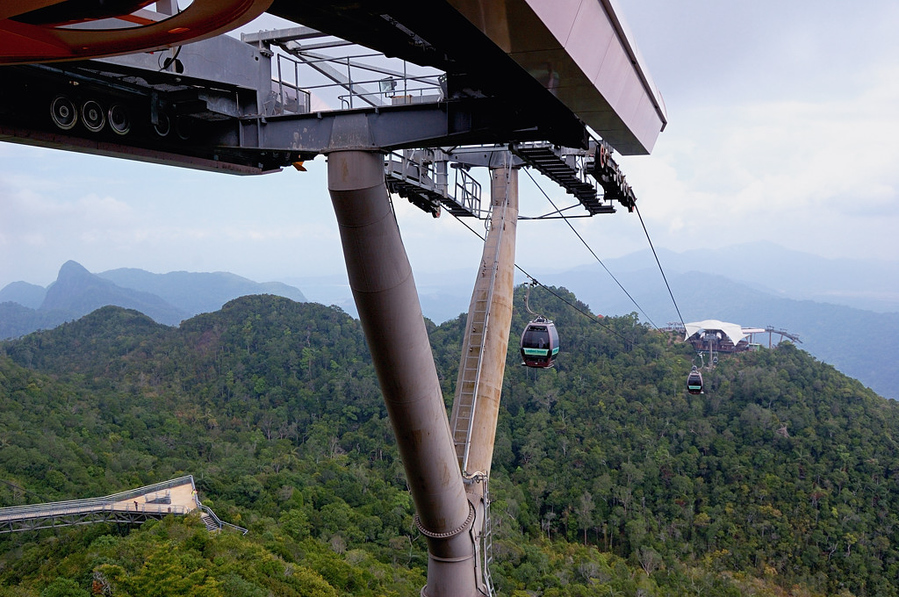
453, 164, 482, 217
270, 50, 445, 115
199, 504, 248, 535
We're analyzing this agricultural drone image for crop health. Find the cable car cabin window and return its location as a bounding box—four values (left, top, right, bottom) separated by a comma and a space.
520, 319, 559, 368
549, 324, 559, 348
523, 326, 550, 349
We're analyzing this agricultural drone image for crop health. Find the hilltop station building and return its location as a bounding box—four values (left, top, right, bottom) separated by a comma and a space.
685, 319, 801, 354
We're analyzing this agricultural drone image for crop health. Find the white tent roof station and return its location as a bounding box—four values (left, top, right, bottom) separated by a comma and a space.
684, 320, 747, 346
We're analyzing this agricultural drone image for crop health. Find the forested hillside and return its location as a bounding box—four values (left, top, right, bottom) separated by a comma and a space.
1, 291, 897, 596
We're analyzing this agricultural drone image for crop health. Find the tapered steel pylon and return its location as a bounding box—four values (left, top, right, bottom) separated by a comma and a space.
449, 161, 519, 596
327, 150, 479, 597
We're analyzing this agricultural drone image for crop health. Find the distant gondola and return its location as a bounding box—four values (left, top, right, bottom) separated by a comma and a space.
520, 316, 559, 368
687, 365, 703, 394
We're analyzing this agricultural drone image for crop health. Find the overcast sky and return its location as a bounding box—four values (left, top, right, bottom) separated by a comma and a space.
1, 0, 897, 290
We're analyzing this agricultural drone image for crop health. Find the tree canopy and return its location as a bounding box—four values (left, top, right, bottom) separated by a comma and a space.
1, 290, 896, 596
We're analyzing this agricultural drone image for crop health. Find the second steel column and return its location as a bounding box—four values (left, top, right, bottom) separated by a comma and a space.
462, 165, 519, 477
327, 150, 478, 597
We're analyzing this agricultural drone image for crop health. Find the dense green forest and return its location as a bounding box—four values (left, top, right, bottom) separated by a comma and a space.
1, 289, 897, 596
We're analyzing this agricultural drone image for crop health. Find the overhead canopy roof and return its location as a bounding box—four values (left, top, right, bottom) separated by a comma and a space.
268, 0, 667, 154
685, 320, 747, 346
447, 0, 667, 154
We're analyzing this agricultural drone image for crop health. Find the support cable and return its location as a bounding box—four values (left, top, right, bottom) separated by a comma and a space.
522, 168, 658, 329
446, 212, 635, 345
634, 203, 687, 329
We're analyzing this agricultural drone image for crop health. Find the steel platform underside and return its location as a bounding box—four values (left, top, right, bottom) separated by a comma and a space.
267, 0, 666, 155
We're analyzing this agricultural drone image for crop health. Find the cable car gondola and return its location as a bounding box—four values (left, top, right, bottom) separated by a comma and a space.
520, 316, 559, 368
686, 365, 703, 395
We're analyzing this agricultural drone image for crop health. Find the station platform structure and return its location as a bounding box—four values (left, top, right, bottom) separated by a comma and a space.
0, 475, 245, 535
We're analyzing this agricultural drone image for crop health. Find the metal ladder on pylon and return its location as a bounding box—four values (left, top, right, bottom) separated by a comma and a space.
481, 475, 496, 596
462, 472, 495, 597
450, 161, 511, 475
451, 288, 488, 467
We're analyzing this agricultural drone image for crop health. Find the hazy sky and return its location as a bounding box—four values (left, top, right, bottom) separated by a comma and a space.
1, 0, 898, 290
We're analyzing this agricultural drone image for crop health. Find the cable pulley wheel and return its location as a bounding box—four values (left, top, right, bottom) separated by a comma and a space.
153, 113, 171, 137
108, 104, 131, 135
50, 95, 77, 130
175, 115, 192, 140
81, 100, 106, 132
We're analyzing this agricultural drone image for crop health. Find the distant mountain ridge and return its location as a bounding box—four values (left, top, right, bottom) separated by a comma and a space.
592, 241, 899, 313
0, 261, 307, 339
2, 243, 896, 397
0, 281, 46, 309
43, 261, 188, 325
97, 267, 306, 316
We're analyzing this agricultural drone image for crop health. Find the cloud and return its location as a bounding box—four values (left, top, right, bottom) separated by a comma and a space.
0, 159, 348, 286
616, 38, 899, 261
0, 186, 134, 237
628, 1, 899, 106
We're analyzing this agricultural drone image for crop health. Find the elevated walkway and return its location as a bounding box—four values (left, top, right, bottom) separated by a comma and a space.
0, 475, 245, 535
386, 150, 483, 218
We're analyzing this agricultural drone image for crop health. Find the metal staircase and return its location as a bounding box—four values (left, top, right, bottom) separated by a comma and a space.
197, 504, 248, 534
387, 142, 640, 221
512, 142, 615, 215
200, 512, 220, 532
